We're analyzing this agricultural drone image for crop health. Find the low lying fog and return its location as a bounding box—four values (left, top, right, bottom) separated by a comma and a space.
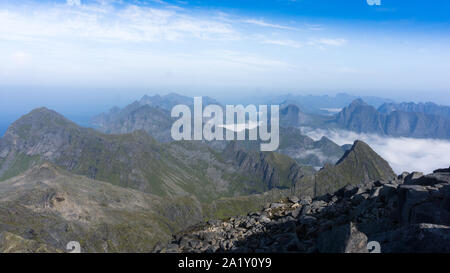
301, 127, 450, 174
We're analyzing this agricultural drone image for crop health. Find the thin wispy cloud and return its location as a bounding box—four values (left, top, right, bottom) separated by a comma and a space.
262, 38, 348, 49
0, 2, 237, 43
263, 39, 303, 48
305, 24, 325, 31
308, 38, 347, 47
206, 50, 291, 69
241, 19, 297, 30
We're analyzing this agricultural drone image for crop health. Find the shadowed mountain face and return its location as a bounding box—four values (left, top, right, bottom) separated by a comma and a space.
332, 99, 450, 139
379, 102, 450, 119
91, 103, 173, 142
251, 93, 394, 115
279, 103, 332, 128
91, 93, 220, 143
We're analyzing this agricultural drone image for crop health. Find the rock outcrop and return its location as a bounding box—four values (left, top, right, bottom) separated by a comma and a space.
158, 167, 450, 253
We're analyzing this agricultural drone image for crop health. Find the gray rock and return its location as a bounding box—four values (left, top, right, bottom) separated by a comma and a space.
299, 196, 312, 205
299, 215, 317, 225
413, 173, 450, 186
372, 224, 450, 253
288, 196, 300, 203
398, 171, 410, 181
379, 183, 398, 200
270, 202, 285, 209
433, 167, 450, 173
370, 187, 382, 198
289, 207, 302, 218
398, 184, 430, 223
404, 172, 424, 184
317, 222, 368, 253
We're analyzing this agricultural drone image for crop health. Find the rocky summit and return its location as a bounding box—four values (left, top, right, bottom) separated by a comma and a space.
158, 167, 450, 253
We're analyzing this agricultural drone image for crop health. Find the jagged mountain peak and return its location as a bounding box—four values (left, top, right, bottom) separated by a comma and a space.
338, 140, 384, 164
294, 140, 397, 197
349, 139, 371, 151
348, 98, 368, 107
335, 139, 396, 178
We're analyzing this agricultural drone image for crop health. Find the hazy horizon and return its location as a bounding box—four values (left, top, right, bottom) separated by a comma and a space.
1, 0, 450, 105
1, 0, 450, 174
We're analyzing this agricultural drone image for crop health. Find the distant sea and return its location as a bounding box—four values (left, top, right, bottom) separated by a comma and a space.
0, 123, 8, 137
0, 114, 94, 138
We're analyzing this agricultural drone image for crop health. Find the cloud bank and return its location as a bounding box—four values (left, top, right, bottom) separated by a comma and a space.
301, 127, 450, 174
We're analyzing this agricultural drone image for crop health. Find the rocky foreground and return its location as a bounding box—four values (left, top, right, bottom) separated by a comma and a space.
157, 167, 450, 253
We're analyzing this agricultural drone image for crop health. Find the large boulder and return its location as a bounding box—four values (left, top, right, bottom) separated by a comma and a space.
371, 224, 450, 253
317, 222, 368, 253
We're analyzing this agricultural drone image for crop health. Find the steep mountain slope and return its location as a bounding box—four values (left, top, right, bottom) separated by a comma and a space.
279, 103, 331, 128
191, 139, 396, 221
379, 101, 450, 119
0, 108, 311, 201
92, 103, 173, 142
222, 141, 316, 192
294, 140, 396, 197
332, 99, 450, 139
333, 99, 384, 133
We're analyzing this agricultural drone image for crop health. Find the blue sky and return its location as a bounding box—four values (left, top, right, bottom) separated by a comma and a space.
0, 0, 450, 131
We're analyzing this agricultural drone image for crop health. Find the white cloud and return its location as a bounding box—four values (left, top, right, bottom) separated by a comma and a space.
0, 3, 237, 43
241, 19, 297, 30
301, 127, 450, 174
308, 38, 347, 47
262, 37, 348, 50
305, 24, 324, 31
207, 50, 291, 69
263, 39, 303, 48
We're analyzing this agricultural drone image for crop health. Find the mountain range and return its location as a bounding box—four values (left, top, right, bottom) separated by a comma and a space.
92, 95, 345, 167
332, 99, 450, 139
278, 98, 450, 140
232, 92, 395, 115
0, 105, 398, 252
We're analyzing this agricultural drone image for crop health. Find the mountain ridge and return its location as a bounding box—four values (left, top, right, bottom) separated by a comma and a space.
332, 99, 450, 139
